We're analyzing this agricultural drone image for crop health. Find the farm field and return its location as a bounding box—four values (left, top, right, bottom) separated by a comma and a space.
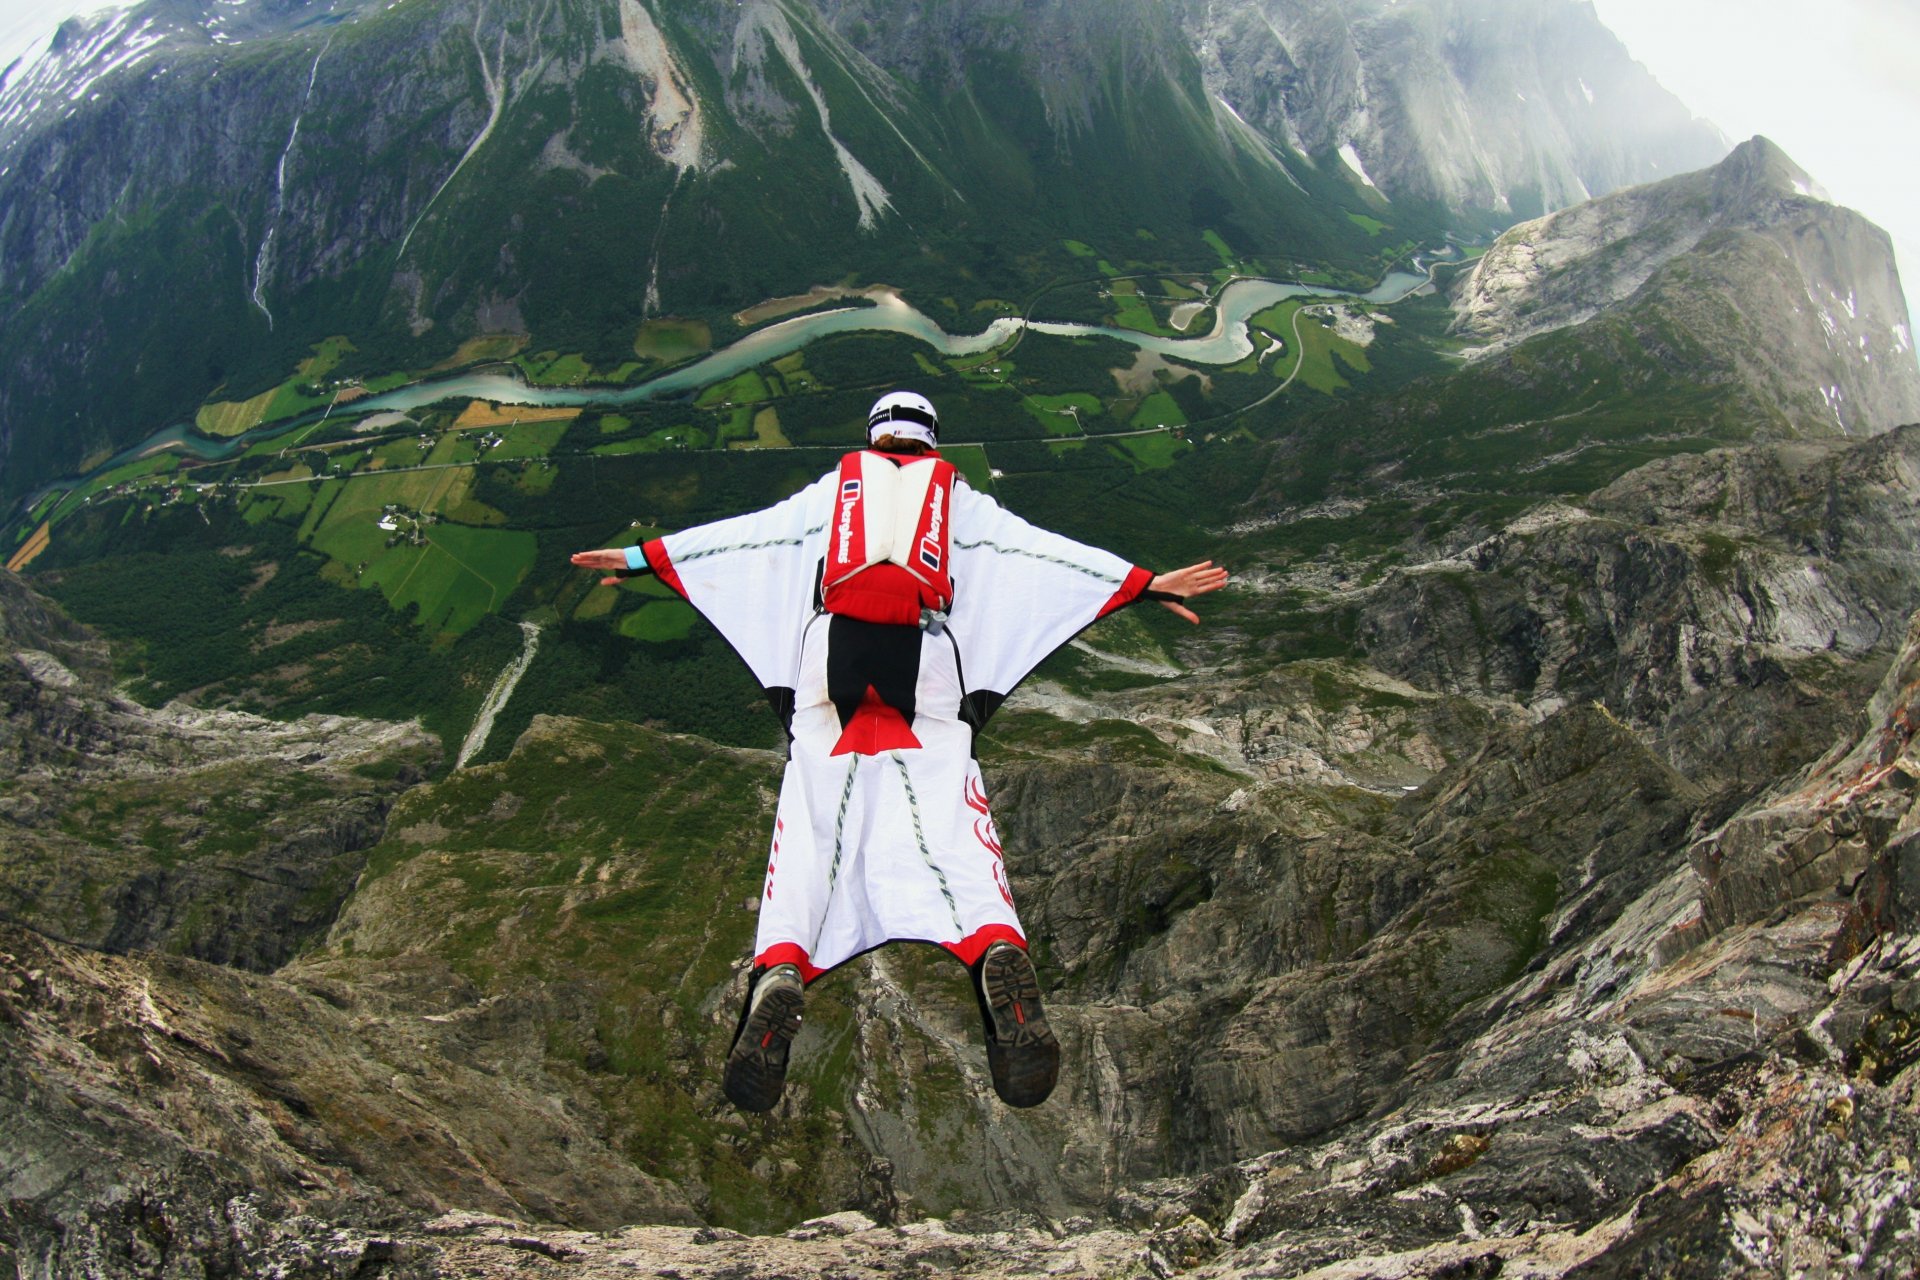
451, 402, 583, 430
1253, 299, 1373, 393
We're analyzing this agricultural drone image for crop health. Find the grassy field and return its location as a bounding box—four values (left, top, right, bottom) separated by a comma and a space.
515, 352, 595, 386
941, 443, 994, 492
695, 370, 771, 409
1105, 279, 1178, 336
1128, 390, 1187, 430
436, 334, 529, 368
594, 423, 710, 455
352, 521, 535, 637
617, 600, 698, 642
451, 401, 582, 430
632, 319, 713, 364
488, 422, 572, 462
1254, 300, 1373, 394
1023, 392, 1102, 436
769, 352, 819, 395
1109, 430, 1188, 471
1203, 230, 1240, 271
742, 408, 791, 448
196, 385, 282, 437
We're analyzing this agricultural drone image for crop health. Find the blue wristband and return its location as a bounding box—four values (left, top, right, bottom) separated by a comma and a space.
623, 545, 647, 571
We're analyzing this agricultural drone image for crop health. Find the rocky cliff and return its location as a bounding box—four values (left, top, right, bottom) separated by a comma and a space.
6, 417, 1920, 1273
1451, 137, 1920, 435
0, 567, 438, 970
1171, 0, 1726, 219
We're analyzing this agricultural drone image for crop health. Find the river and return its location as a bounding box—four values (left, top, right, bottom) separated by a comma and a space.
57, 255, 1445, 484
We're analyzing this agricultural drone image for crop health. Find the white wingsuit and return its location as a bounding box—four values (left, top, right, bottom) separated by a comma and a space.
625, 449, 1151, 981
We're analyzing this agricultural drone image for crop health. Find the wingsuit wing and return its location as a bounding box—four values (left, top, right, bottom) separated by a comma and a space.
631, 474, 835, 697
945, 481, 1151, 726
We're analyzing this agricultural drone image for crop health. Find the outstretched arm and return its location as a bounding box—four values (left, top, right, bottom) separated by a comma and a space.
569, 547, 644, 586
1145, 561, 1230, 624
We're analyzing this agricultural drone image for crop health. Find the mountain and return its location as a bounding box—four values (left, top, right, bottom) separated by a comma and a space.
1171, 0, 1727, 218
0, 0, 1725, 504
1451, 136, 1920, 434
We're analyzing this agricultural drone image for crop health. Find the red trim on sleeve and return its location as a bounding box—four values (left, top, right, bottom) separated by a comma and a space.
942, 924, 1029, 968
754, 942, 826, 984
641, 539, 687, 599
1095, 565, 1155, 619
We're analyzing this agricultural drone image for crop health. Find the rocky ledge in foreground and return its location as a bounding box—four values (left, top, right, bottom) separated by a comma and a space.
6, 619, 1918, 1276
8, 521, 1920, 1273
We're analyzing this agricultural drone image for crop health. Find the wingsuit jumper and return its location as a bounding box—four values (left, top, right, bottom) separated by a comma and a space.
571, 391, 1227, 1112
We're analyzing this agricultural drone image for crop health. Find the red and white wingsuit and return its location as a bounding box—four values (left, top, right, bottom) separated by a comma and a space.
622, 449, 1151, 981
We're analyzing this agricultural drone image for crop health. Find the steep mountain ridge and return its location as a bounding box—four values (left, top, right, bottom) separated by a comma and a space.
0, 0, 1347, 500
1352, 424, 1920, 792
1451, 137, 1920, 434
1171, 0, 1727, 218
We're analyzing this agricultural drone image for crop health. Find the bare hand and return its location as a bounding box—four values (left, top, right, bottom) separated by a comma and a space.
1149, 560, 1229, 624
571, 548, 632, 586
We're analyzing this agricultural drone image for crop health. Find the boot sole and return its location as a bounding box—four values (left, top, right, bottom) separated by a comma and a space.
979, 946, 1059, 1108
724, 983, 805, 1113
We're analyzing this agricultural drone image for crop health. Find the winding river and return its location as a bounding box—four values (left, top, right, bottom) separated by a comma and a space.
75, 257, 1444, 479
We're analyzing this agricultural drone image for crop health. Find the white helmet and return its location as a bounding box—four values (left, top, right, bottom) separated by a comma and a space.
867, 390, 938, 448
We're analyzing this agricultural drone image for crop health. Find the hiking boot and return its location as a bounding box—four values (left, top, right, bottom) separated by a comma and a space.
975, 941, 1059, 1107
724, 963, 805, 1112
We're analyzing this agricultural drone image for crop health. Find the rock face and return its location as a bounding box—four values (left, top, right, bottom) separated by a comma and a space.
1450, 137, 1920, 435
1172, 0, 1726, 218
0, 567, 439, 970
1355, 425, 1920, 793
10, 408, 1920, 1274
0, 921, 699, 1277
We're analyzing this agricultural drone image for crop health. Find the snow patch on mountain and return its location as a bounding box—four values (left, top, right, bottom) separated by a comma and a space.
1213, 96, 1304, 191
1338, 141, 1379, 191
608, 0, 704, 173
0, 10, 163, 145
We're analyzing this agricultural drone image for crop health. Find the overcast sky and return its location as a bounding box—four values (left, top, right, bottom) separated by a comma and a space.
2, 0, 1917, 318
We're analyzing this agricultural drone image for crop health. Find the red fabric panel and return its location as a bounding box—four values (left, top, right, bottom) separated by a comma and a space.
941, 923, 1029, 967
825, 452, 869, 590
641, 539, 687, 599
901, 457, 955, 606
825, 564, 928, 625
830, 685, 924, 756
1096, 564, 1155, 619
754, 942, 826, 984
